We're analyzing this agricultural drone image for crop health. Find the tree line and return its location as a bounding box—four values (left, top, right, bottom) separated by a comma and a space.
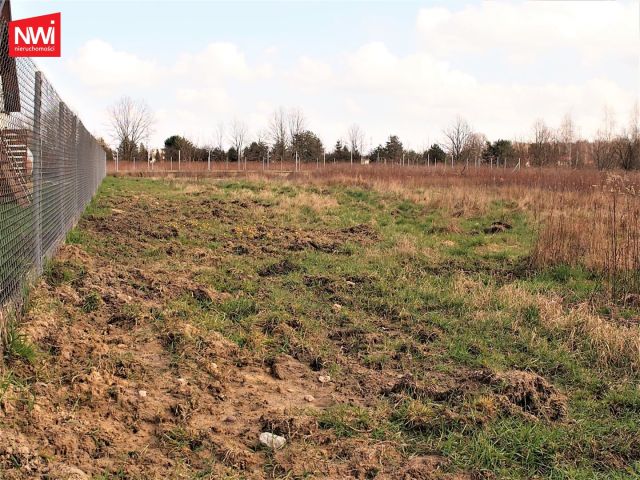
103, 96, 640, 171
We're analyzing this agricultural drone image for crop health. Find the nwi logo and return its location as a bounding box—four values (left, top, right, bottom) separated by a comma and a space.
9, 13, 61, 57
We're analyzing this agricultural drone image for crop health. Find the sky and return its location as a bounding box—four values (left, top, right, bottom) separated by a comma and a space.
12, 0, 640, 151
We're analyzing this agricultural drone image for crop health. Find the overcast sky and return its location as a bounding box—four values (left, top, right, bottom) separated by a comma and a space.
14, 0, 640, 150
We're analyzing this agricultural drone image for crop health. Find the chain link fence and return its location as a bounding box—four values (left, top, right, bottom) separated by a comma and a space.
0, 18, 106, 342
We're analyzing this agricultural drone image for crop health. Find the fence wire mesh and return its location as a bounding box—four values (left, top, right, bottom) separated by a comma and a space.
0, 18, 105, 331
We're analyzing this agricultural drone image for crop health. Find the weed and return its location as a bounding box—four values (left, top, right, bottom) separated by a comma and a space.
4, 322, 36, 364
81, 292, 101, 313
219, 297, 258, 322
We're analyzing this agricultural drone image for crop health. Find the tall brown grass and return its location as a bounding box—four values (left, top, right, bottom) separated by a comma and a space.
530, 178, 640, 303
109, 160, 640, 193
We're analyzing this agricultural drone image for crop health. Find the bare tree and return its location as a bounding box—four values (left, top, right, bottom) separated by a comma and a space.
288, 108, 306, 163
628, 101, 640, 170
269, 107, 289, 166
108, 96, 154, 161
531, 119, 553, 166
630, 101, 640, 141
347, 124, 365, 163
612, 103, 640, 171
229, 119, 248, 169
466, 132, 487, 168
214, 120, 225, 148
592, 107, 616, 170
252, 129, 265, 146
559, 113, 575, 166
211, 121, 226, 166
288, 108, 305, 136
443, 117, 472, 166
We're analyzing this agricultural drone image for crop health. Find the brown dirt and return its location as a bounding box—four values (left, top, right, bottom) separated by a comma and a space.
483, 221, 512, 234
0, 187, 566, 478
472, 369, 568, 421
0, 226, 444, 477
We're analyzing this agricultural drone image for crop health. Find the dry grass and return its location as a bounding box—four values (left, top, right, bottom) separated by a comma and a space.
110, 168, 640, 369
3, 175, 639, 479
115, 164, 640, 303
531, 192, 640, 302
274, 191, 339, 214
499, 284, 640, 371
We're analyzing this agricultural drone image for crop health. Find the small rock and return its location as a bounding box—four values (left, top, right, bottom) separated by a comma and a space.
177, 378, 188, 386
205, 362, 219, 375
345, 280, 356, 287
138, 390, 147, 398
304, 394, 315, 402
332, 303, 342, 313
224, 415, 237, 423
116, 293, 132, 303
48, 464, 89, 480
259, 432, 286, 449
318, 375, 331, 384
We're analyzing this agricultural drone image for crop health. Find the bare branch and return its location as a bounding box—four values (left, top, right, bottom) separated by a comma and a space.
443, 116, 472, 165
107, 96, 154, 161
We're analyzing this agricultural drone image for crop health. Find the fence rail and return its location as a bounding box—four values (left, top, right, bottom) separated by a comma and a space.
0, 18, 106, 341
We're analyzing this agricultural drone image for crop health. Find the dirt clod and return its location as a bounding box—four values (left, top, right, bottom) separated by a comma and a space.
484, 221, 512, 234
258, 258, 299, 276
476, 369, 567, 421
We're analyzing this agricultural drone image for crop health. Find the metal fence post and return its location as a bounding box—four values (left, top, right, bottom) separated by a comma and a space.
71, 114, 78, 221
58, 101, 66, 234
0, 46, 107, 333
33, 71, 43, 275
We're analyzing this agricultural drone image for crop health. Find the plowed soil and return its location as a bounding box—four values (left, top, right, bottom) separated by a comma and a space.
0, 177, 636, 480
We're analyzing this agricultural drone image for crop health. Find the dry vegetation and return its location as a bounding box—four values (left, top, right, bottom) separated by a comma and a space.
1, 168, 639, 479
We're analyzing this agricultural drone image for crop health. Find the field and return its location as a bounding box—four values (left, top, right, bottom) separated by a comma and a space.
1, 170, 639, 479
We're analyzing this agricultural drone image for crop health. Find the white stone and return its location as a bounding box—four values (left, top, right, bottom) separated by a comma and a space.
318, 375, 331, 384
259, 432, 286, 449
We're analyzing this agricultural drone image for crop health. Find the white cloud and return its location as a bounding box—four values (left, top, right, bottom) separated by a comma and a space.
416, 1, 639, 65
287, 56, 333, 91
334, 42, 636, 139
68, 39, 162, 91
176, 87, 232, 113
174, 42, 273, 83
344, 97, 362, 116
63, 3, 638, 148
343, 42, 476, 97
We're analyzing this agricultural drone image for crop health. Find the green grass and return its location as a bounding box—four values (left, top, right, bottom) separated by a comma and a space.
12, 176, 639, 479
4, 321, 36, 364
